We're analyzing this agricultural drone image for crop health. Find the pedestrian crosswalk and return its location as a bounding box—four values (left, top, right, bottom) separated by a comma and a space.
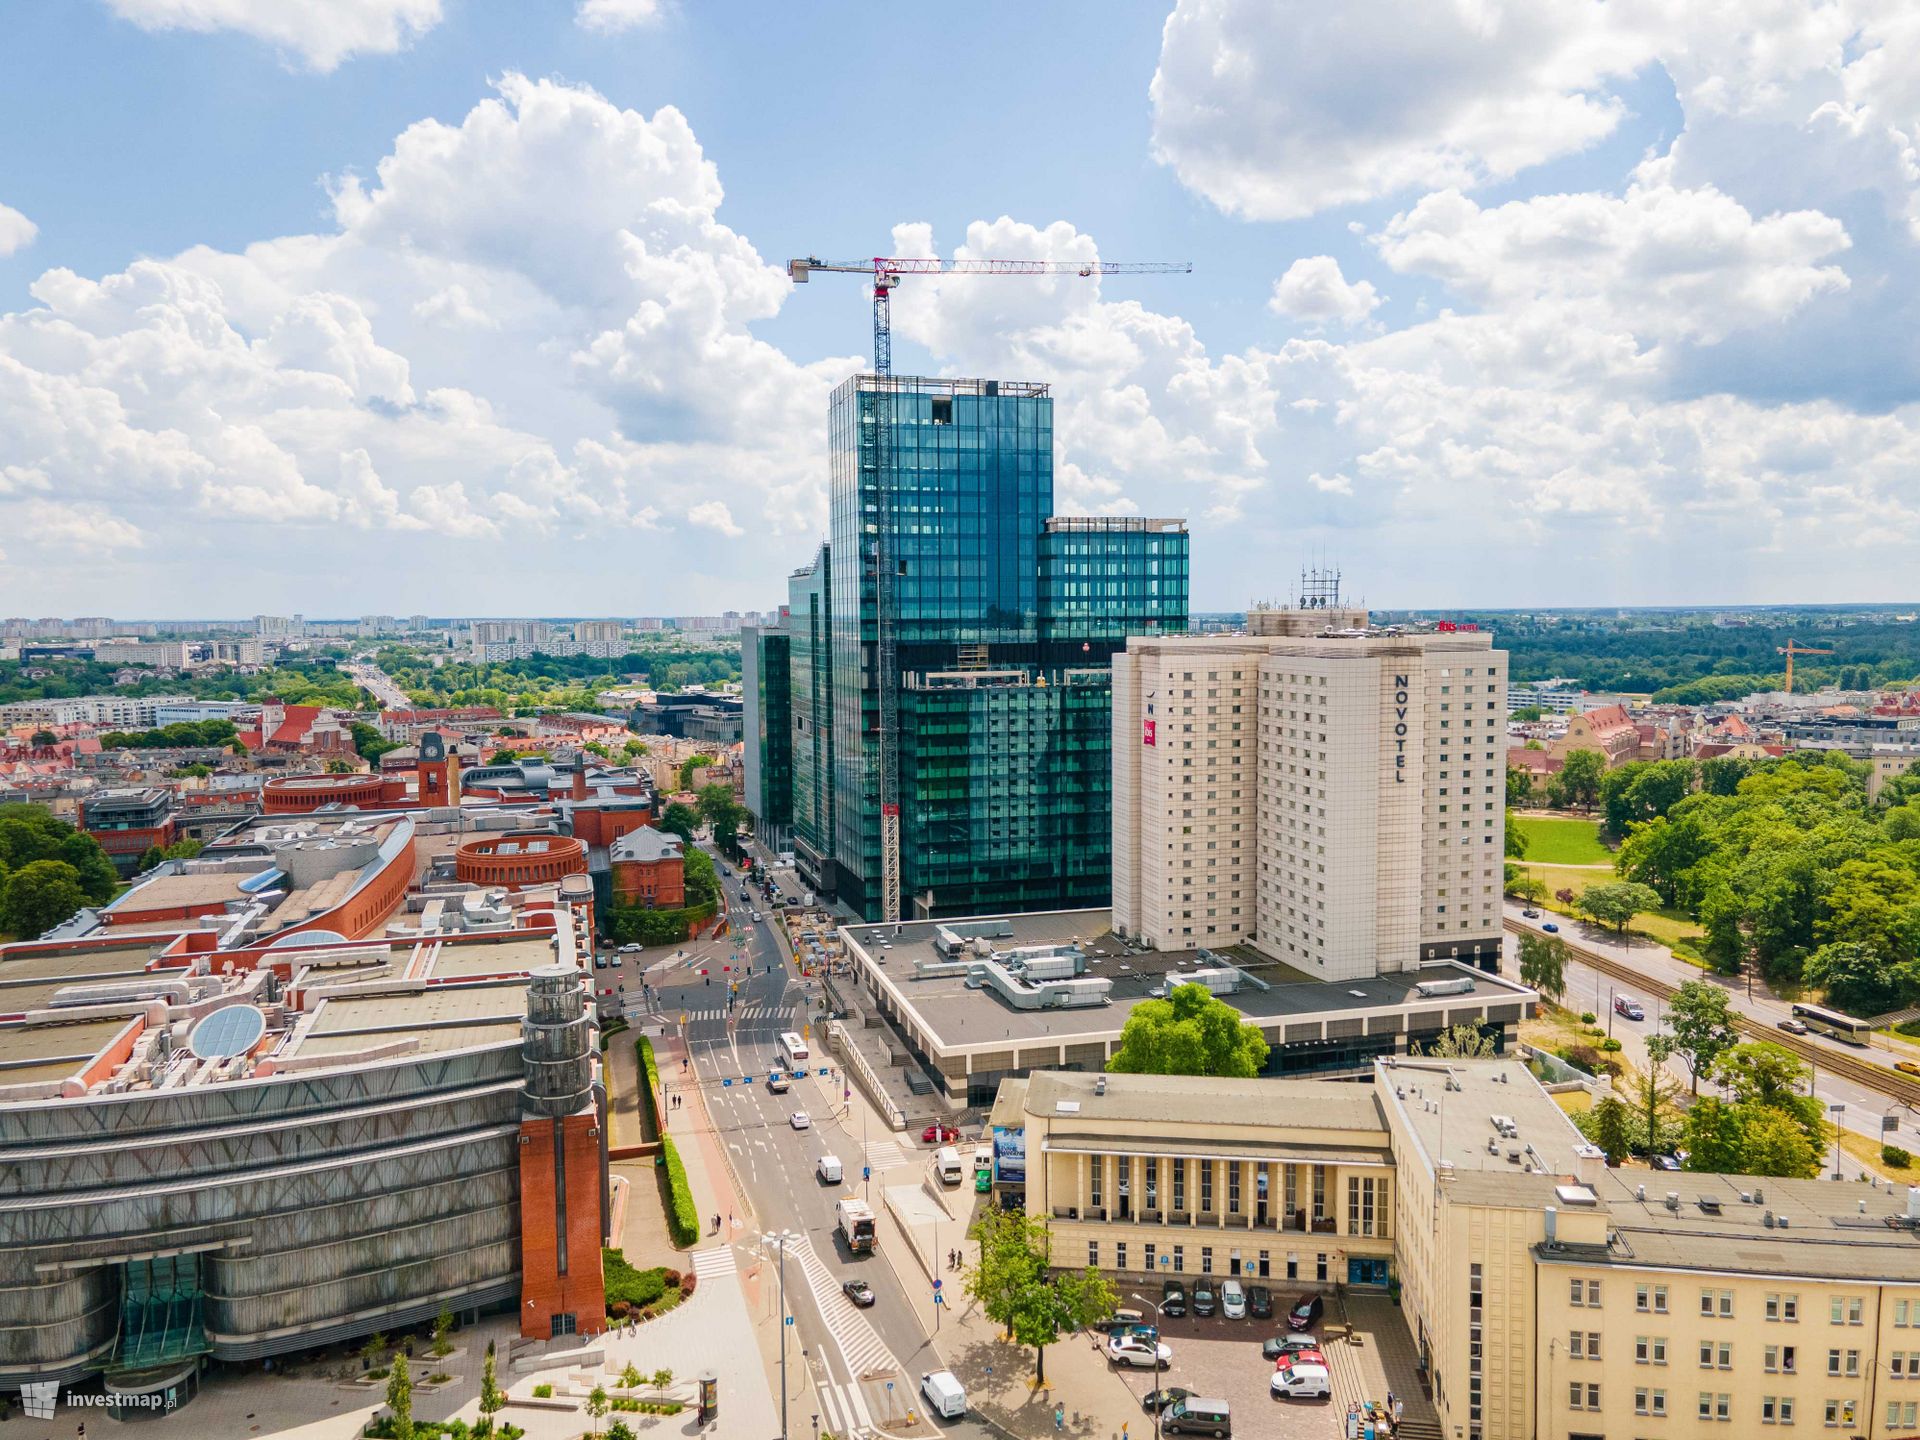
862, 1139, 911, 1173
689, 1246, 737, 1280
679, 1003, 787, 1024
786, 1233, 898, 1381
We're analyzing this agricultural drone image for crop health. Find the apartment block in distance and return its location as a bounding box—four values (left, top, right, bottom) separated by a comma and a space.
1111, 572, 1508, 977
746, 373, 1188, 921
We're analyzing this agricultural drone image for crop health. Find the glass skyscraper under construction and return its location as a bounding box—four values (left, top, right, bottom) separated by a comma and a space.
744, 373, 1188, 922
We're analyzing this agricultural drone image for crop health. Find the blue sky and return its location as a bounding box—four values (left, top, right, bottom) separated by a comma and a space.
0, 1, 1914, 617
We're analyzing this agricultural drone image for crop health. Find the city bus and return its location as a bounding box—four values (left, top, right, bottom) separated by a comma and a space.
777, 1031, 810, 1072
1790, 1003, 1874, 1047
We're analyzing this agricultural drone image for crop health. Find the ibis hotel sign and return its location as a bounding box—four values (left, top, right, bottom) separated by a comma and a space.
1392, 674, 1410, 783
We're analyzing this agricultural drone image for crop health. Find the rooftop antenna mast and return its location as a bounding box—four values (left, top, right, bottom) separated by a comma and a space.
786, 253, 1191, 923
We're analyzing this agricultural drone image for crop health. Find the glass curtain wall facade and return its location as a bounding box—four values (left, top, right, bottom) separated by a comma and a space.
743, 626, 791, 853
755, 372, 1187, 920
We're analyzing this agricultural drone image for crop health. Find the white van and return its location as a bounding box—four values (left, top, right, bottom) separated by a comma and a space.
935, 1146, 964, 1185
816, 1154, 843, 1184
1161, 1396, 1231, 1437
971, 1141, 994, 1173
920, 1369, 966, 1419
1270, 1360, 1332, 1399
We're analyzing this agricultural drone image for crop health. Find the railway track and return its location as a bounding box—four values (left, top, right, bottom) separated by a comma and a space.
1503, 917, 1920, 1109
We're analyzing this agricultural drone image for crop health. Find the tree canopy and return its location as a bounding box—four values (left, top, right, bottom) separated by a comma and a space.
1517, 931, 1569, 1003
964, 1207, 1116, 1384
1106, 983, 1269, 1078
1574, 880, 1664, 938
1663, 980, 1740, 1094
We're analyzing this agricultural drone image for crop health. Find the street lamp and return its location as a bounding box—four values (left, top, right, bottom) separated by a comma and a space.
762, 1231, 795, 1439
1127, 1293, 1172, 1440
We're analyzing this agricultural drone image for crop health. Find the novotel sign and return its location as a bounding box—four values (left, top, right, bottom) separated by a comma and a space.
1392, 674, 1410, 782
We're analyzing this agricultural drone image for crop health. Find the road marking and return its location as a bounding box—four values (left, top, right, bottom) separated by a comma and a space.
862, 1140, 911, 1173
785, 1233, 899, 1382
690, 1246, 737, 1279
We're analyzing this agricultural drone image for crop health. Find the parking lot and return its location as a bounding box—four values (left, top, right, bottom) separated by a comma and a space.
1093, 1291, 1432, 1438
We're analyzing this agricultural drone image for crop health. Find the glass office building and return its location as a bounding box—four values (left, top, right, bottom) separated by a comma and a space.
745, 373, 1188, 921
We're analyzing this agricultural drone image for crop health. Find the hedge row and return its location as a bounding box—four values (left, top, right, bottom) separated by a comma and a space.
635, 1037, 662, 1134
660, 1137, 700, 1248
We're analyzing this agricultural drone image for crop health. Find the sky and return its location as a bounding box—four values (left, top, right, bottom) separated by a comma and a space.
2, 0, 1918, 618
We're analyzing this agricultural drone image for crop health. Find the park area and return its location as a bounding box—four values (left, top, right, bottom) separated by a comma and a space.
1509, 813, 1613, 864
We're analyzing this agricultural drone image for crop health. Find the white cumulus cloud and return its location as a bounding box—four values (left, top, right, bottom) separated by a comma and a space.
576, 0, 664, 33
1269, 257, 1382, 326
0, 203, 36, 257
102, 0, 442, 71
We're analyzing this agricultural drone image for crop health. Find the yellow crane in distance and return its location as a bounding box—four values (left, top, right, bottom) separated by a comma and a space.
1777, 639, 1834, 694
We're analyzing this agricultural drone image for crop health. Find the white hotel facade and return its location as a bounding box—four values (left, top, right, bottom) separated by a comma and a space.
1111, 601, 1508, 980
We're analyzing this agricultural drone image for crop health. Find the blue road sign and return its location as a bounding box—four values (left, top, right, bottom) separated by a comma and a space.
932, 1278, 942, 1290
935, 1292, 945, 1305
721, 1078, 732, 1087
863, 1166, 871, 1180
786, 1315, 795, 1326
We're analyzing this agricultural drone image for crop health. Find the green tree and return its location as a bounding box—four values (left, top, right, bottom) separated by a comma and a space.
964, 1207, 1114, 1385
1574, 880, 1664, 941
1711, 1041, 1827, 1152
1517, 932, 1568, 1004
1426, 1023, 1495, 1058
56, 832, 119, 905
1, 858, 89, 938
651, 1368, 673, 1403
1511, 874, 1547, 908
1598, 759, 1697, 839
1739, 1105, 1822, 1178
1664, 981, 1740, 1094
1505, 811, 1529, 861
1106, 982, 1270, 1077
1548, 748, 1607, 808
478, 1346, 504, 1436
28, 729, 57, 746
385, 1351, 413, 1440
676, 753, 717, 790
325, 757, 356, 774
349, 720, 401, 761
658, 802, 700, 846
1512, 706, 1544, 723
429, 1305, 453, 1358
1636, 1038, 1681, 1155
586, 1384, 608, 1437
1591, 1094, 1634, 1165
1680, 1096, 1748, 1173
1507, 765, 1536, 806
618, 1361, 642, 1389
1803, 941, 1902, 1017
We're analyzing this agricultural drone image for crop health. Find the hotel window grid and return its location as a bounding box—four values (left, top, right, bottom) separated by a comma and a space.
1570, 1331, 1601, 1360
1636, 1388, 1667, 1416
1172, 1159, 1186, 1213
1828, 1349, 1861, 1378
1763, 1396, 1796, 1424
1832, 1296, 1865, 1325
1143, 1243, 1154, 1272
1568, 1381, 1600, 1411
1115, 1243, 1126, 1271
1699, 1392, 1732, 1421
1347, 1175, 1382, 1237
1826, 1399, 1858, 1427
1469, 1262, 1484, 1440
1572, 1278, 1600, 1307
1201, 1247, 1213, 1275
1700, 1339, 1732, 1369
1890, 1401, 1919, 1430
1637, 1336, 1668, 1365
1090, 1163, 1102, 1213
1770, 1293, 1800, 1322
1637, 1282, 1669, 1312
1227, 1162, 1241, 1216
1767, 1344, 1800, 1373
1172, 1245, 1184, 1273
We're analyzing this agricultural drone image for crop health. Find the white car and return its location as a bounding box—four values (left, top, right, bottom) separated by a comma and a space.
789, 1111, 811, 1130
1106, 1334, 1173, 1370
1221, 1278, 1247, 1319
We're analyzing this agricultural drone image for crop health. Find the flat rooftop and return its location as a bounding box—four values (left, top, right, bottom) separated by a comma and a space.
306, 981, 531, 1034
0, 941, 175, 1015
426, 935, 562, 980
0, 1015, 137, 1084
1376, 1055, 1590, 1204
842, 909, 1533, 1051
103, 870, 264, 915
287, 1019, 523, 1060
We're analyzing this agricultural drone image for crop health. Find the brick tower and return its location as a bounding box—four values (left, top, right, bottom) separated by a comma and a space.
416, 729, 461, 807
517, 964, 605, 1339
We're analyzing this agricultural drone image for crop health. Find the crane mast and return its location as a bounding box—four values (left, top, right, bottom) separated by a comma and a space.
788, 254, 1191, 923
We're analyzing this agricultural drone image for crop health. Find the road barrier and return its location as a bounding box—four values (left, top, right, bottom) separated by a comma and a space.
1505, 917, 1920, 1108
827, 1019, 907, 1131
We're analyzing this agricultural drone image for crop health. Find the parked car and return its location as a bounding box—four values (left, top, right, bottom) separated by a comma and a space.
1613, 994, 1645, 1021
1094, 1308, 1149, 1335
1777, 1017, 1809, 1034
1141, 1387, 1192, 1415
1263, 1334, 1319, 1361
921, 1123, 960, 1144
1287, 1295, 1323, 1332
1653, 1152, 1683, 1171
1221, 1279, 1247, 1320
1248, 1285, 1274, 1320
789, 1111, 811, 1130
842, 1279, 875, 1308
619, 943, 641, 953
1542, 922, 1560, 933
1275, 1347, 1326, 1369
1192, 1282, 1217, 1318
1270, 1359, 1331, 1399
1161, 1279, 1188, 1317
1106, 1334, 1173, 1370
1521, 908, 1541, 918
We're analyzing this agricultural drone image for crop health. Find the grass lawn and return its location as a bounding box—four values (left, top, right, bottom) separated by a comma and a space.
1512, 862, 1708, 950
1840, 1130, 1916, 1183
1509, 814, 1613, 865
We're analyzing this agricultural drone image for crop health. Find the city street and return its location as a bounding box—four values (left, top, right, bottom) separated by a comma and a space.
645, 846, 998, 1440
343, 656, 412, 709
1509, 903, 1920, 1179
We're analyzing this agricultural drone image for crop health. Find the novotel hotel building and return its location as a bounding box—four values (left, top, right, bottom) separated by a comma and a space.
1111, 595, 1508, 981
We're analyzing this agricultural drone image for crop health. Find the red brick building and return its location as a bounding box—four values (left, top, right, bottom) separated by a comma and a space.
608, 827, 685, 908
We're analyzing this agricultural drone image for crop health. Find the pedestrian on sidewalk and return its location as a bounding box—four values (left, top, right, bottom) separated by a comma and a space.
1053, 1401, 1064, 1431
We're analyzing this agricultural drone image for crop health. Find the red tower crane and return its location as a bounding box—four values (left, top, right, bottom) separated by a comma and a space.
786, 253, 1191, 923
